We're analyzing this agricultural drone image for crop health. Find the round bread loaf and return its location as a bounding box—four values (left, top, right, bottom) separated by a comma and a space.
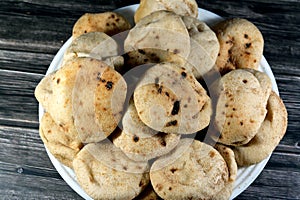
39, 112, 83, 168
72, 12, 131, 39
134, 0, 198, 23
213, 69, 271, 146
73, 141, 150, 200
35, 58, 127, 143
213, 18, 264, 74
233, 91, 288, 166
214, 144, 238, 200
62, 32, 122, 68
134, 62, 212, 134
113, 100, 181, 161
182, 16, 220, 78
150, 139, 229, 199
125, 10, 190, 60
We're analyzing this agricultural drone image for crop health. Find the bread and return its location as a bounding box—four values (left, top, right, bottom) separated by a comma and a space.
150, 139, 229, 199
39, 113, 83, 168
134, 0, 198, 23
213, 18, 264, 74
125, 10, 190, 60
134, 62, 212, 134
213, 69, 271, 146
35, 58, 127, 143
62, 32, 122, 68
233, 91, 288, 166
182, 16, 220, 78
113, 100, 181, 161
73, 141, 149, 200
72, 12, 131, 39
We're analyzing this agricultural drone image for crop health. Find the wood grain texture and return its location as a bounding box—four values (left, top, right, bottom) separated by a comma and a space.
0, 0, 299, 199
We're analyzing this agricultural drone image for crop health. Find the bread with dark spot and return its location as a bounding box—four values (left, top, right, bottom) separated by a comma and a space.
212, 18, 264, 74
72, 12, 131, 39
73, 141, 149, 199
134, 62, 212, 134
134, 0, 198, 23
233, 91, 288, 166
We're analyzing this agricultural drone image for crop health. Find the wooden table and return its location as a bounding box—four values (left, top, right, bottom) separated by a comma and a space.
0, 0, 299, 199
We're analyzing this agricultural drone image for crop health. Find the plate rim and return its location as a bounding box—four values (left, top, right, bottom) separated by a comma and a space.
39, 4, 278, 200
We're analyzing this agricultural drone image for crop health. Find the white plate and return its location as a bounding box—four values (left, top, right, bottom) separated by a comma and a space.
39, 4, 279, 200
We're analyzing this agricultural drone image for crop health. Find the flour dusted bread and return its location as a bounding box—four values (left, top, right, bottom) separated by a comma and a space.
134, 62, 212, 134
72, 12, 131, 39
213, 69, 271, 146
214, 144, 238, 200
134, 0, 198, 23
233, 91, 288, 166
113, 100, 181, 161
213, 18, 264, 74
62, 32, 122, 67
150, 139, 229, 199
125, 10, 190, 60
39, 113, 83, 168
182, 16, 220, 78
35, 58, 127, 143
73, 141, 150, 200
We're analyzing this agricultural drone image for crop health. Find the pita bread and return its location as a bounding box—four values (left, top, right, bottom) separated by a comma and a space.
125, 10, 190, 60
39, 113, 83, 168
73, 141, 150, 199
72, 12, 131, 39
62, 32, 122, 68
213, 18, 264, 74
135, 0, 198, 23
113, 100, 181, 161
182, 16, 220, 78
213, 69, 271, 146
150, 139, 229, 199
214, 144, 238, 200
35, 58, 127, 143
233, 91, 288, 166
134, 62, 212, 134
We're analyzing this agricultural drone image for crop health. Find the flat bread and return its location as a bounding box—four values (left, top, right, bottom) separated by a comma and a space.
62, 32, 122, 68
72, 12, 131, 39
35, 58, 127, 143
182, 16, 220, 78
125, 10, 190, 60
39, 113, 83, 168
113, 100, 181, 161
213, 18, 264, 74
150, 139, 229, 199
214, 144, 238, 200
213, 69, 271, 146
73, 141, 149, 200
135, 0, 198, 23
233, 91, 288, 166
134, 62, 212, 134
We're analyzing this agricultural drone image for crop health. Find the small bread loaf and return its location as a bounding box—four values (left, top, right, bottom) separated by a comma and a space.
39, 113, 83, 168
135, 0, 198, 23
134, 62, 212, 134
233, 91, 288, 166
213, 69, 271, 146
72, 12, 131, 39
73, 141, 149, 200
213, 18, 264, 74
150, 139, 229, 199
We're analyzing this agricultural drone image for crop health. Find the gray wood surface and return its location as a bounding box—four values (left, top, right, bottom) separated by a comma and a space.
0, 0, 299, 199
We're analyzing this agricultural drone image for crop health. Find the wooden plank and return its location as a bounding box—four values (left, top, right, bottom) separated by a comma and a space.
0, 70, 42, 128
0, 167, 81, 200
0, 49, 54, 74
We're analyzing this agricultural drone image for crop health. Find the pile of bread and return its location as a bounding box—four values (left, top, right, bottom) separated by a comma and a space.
35, 0, 287, 199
